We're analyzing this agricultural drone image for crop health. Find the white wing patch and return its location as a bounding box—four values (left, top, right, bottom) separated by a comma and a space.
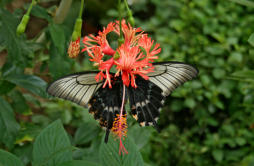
47, 72, 103, 107
148, 62, 198, 96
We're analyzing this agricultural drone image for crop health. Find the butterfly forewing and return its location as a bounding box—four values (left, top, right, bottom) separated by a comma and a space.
147, 62, 198, 96
47, 72, 103, 107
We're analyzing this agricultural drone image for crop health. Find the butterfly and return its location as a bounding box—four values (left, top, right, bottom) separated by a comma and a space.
46, 61, 198, 142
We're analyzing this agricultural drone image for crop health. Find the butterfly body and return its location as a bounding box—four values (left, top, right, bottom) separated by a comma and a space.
47, 62, 198, 142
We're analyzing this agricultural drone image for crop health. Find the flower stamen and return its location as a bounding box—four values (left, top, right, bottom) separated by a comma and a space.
112, 84, 128, 155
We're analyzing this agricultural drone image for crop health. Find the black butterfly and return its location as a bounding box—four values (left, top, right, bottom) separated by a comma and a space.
46, 62, 198, 142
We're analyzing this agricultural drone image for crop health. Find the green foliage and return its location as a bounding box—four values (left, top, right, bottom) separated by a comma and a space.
32, 120, 72, 166
100, 134, 144, 166
1, 0, 254, 166
0, 149, 24, 166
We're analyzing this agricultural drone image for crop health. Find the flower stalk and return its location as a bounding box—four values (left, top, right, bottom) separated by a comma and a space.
16, 0, 37, 35
124, 0, 135, 26
118, 0, 124, 46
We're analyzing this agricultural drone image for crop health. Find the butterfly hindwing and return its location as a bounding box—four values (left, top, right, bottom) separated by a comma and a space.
47, 72, 103, 107
127, 76, 164, 130
128, 62, 198, 129
88, 77, 124, 143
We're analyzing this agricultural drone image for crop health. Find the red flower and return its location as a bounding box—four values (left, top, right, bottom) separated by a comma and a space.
114, 43, 154, 87
82, 22, 116, 56
82, 20, 161, 88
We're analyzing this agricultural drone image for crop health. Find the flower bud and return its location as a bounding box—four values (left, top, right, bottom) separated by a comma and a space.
127, 10, 135, 26
71, 18, 82, 41
16, 14, 30, 35
68, 38, 80, 58
128, 16, 135, 27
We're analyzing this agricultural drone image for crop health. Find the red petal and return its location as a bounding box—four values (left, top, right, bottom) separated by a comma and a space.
122, 72, 130, 87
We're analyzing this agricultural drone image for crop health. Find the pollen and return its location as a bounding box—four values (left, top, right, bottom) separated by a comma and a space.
112, 114, 127, 138
112, 113, 128, 155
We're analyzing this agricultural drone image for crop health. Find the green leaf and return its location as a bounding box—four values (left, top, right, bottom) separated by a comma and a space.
9, 90, 31, 115
248, 33, 254, 46
0, 97, 20, 148
99, 134, 144, 166
49, 45, 72, 80
0, 9, 26, 66
31, 5, 51, 21
48, 24, 66, 55
229, 0, 254, 8
0, 80, 15, 95
228, 52, 243, 64
5, 74, 47, 98
0, 150, 24, 166
128, 124, 152, 150
235, 137, 246, 146
212, 68, 226, 79
184, 98, 196, 109
74, 122, 100, 145
1, 61, 24, 78
32, 120, 72, 166
56, 160, 100, 166
212, 149, 224, 162
231, 70, 254, 80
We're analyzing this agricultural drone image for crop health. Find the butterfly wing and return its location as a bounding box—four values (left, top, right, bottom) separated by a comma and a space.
148, 61, 199, 96
47, 72, 123, 143
127, 76, 163, 131
47, 72, 103, 107
88, 78, 124, 142
128, 62, 198, 128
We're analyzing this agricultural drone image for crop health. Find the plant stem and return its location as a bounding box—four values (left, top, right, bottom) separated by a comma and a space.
26, 0, 36, 15
118, 0, 123, 44
78, 0, 85, 18
123, 0, 130, 13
